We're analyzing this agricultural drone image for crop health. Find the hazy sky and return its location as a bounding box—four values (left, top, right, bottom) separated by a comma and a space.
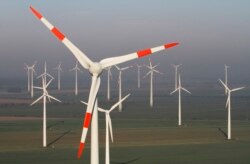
1, 0, 250, 83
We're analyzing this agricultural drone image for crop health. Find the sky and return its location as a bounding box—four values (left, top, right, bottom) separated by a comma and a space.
0, 0, 250, 85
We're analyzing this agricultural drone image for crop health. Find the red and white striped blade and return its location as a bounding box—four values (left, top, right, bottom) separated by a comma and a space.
100, 42, 179, 69
78, 76, 100, 159
29, 6, 93, 70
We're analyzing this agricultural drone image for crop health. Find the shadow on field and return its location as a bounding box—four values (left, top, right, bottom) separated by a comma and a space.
47, 120, 64, 130
111, 157, 141, 164
217, 127, 228, 139
47, 130, 71, 147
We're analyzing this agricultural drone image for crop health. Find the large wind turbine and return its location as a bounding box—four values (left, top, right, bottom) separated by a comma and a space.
144, 58, 162, 108
106, 66, 112, 101
54, 62, 63, 90
115, 65, 132, 111
219, 79, 244, 140
31, 76, 61, 147
172, 64, 181, 90
70, 62, 81, 96
24, 61, 37, 97
136, 64, 143, 88
82, 94, 130, 164
170, 75, 191, 126
224, 65, 229, 95
30, 6, 179, 160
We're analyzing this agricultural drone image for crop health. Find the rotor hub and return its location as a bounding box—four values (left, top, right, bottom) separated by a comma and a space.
89, 62, 103, 75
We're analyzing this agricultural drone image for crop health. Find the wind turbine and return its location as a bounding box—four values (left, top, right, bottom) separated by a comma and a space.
170, 75, 191, 126
24, 61, 37, 97
144, 58, 162, 108
224, 65, 229, 95
81, 94, 130, 164
219, 79, 244, 140
136, 64, 143, 88
31, 76, 61, 147
70, 61, 81, 96
106, 66, 112, 101
30, 6, 179, 161
54, 62, 63, 90
172, 64, 181, 90
115, 65, 133, 112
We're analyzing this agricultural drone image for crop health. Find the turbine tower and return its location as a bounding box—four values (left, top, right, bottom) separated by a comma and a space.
105, 66, 112, 101
81, 94, 130, 164
70, 62, 81, 96
219, 79, 244, 140
224, 65, 229, 95
115, 65, 132, 111
172, 64, 181, 90
54, 62, 63, 90
136, 64, 143, 88
144, 58, 162, 108
30, 6, 179, 162
31, 76, 61, 147
170, 75, 191, 126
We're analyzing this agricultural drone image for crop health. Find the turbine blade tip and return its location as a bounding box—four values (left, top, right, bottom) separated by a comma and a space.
29, 6, 42, 19
77, 143, 85, 159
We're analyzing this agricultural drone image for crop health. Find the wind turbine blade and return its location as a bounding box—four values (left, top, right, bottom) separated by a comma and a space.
80, 101, 106, 112
152, 69, 162, 74
47, 95, 61, 103
231, 87, 244, 92
29, 6, 93, 70
107, 115, 114, 142
78, 76, 100, 159
181, 87, 191, 94
80, 101, 88, 106
121, 66, 132, 71
109, 94, 130, 112
219, 79, 229, 90
46, 79, 53, 88
99, 42, 179, 69
30, 95, 44, 106
170, 88, 178, 95
33, 86, 43, 90
226, 95, 229, 108
114, 65, 120, 71
143, 71, 151, 78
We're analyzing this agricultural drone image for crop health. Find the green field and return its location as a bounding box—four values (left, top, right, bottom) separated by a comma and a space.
0, 89, 250, 163
0, 118, 250, 164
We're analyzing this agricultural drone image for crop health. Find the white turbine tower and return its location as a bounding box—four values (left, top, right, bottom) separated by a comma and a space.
219, 79, 244, 140
144, 58, 162, 108
170, 75, 191, 126
31, 76, 61, 147
115, 65, 132, 112
30, 6, 179, 161
105, 66, 112, 101
70, 62, 81, 96
172, 64, 181, 90
81, 94, 130, 164
54, 62, 63, 90
136, 64, 143, 88
24, 61, 37, 97
224, 65, 229, 95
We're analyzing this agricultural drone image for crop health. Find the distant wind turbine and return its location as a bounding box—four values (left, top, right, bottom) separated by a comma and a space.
115, 65, 133, 111
54, 62, 63, 90
144, 58, 162, 108
24, 61, 37, 97
37, 62, 54, 85
31, 76, 61, 147
70, 62, 82, 96
81, 94, 130, 164
219, 79, 244, 140
171, 75, 191, 126
172, 64, 181, 90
